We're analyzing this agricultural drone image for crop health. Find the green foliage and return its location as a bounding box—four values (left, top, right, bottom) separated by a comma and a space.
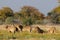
0, 7, 13, 19
0, 10, 6, 20
22, 17, 34, 25
47, 6, 60, 24
0, 6, 45, 25
0, 19, 4, 24
20, 6, 44, 19
2, 7, 14, 17
18, 6, 44, 25
0, 7, 14, 24
5, 17, 14, 24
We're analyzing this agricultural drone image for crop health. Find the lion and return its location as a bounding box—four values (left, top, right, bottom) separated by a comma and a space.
22, 26, 32, 32
14, 24, 23, 32
48, 27, 56, 33
5, 24, 18, 33
31, 26, 45, 33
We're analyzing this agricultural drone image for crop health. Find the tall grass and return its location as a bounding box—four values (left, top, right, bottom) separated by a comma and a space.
0, 30, 60, 40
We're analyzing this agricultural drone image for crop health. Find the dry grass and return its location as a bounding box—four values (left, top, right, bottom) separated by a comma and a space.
0, 24, 60, 40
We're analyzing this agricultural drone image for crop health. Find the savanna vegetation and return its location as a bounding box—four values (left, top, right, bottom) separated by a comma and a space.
0, 6, 45, 25
0, 6, 60, 40
0, 6, 60, 25
0, 30, 60, 40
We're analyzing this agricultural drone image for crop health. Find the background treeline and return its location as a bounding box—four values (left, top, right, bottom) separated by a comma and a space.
0, 6, 60, 25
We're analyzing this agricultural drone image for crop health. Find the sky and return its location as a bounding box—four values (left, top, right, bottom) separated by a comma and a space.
0, 0, 58, 15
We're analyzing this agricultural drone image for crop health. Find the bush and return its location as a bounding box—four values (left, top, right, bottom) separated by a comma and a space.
5, 17, 14, 24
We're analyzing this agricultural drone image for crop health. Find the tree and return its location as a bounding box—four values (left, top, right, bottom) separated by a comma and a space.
0, 7, 14, 24
47, 6, 60, 24
18, 6, 44, 25
5, 17, 14, 24
2, 7, 14, 17
0, 10, 6, 20
20, 6, 44, 19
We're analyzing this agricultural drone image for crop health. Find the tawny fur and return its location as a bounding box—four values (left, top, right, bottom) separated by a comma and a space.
31, 26, 45, 33
5, 25, 17, 33
23, 26, 31, 32
48, 27, 56, 33
14, 24, 23, 32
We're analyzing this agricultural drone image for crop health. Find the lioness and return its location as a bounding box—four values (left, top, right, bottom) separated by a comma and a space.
23, 26, 31, 32
48, 27, 56, 33
31, 26, 45, 33
5, 24, 18, 33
